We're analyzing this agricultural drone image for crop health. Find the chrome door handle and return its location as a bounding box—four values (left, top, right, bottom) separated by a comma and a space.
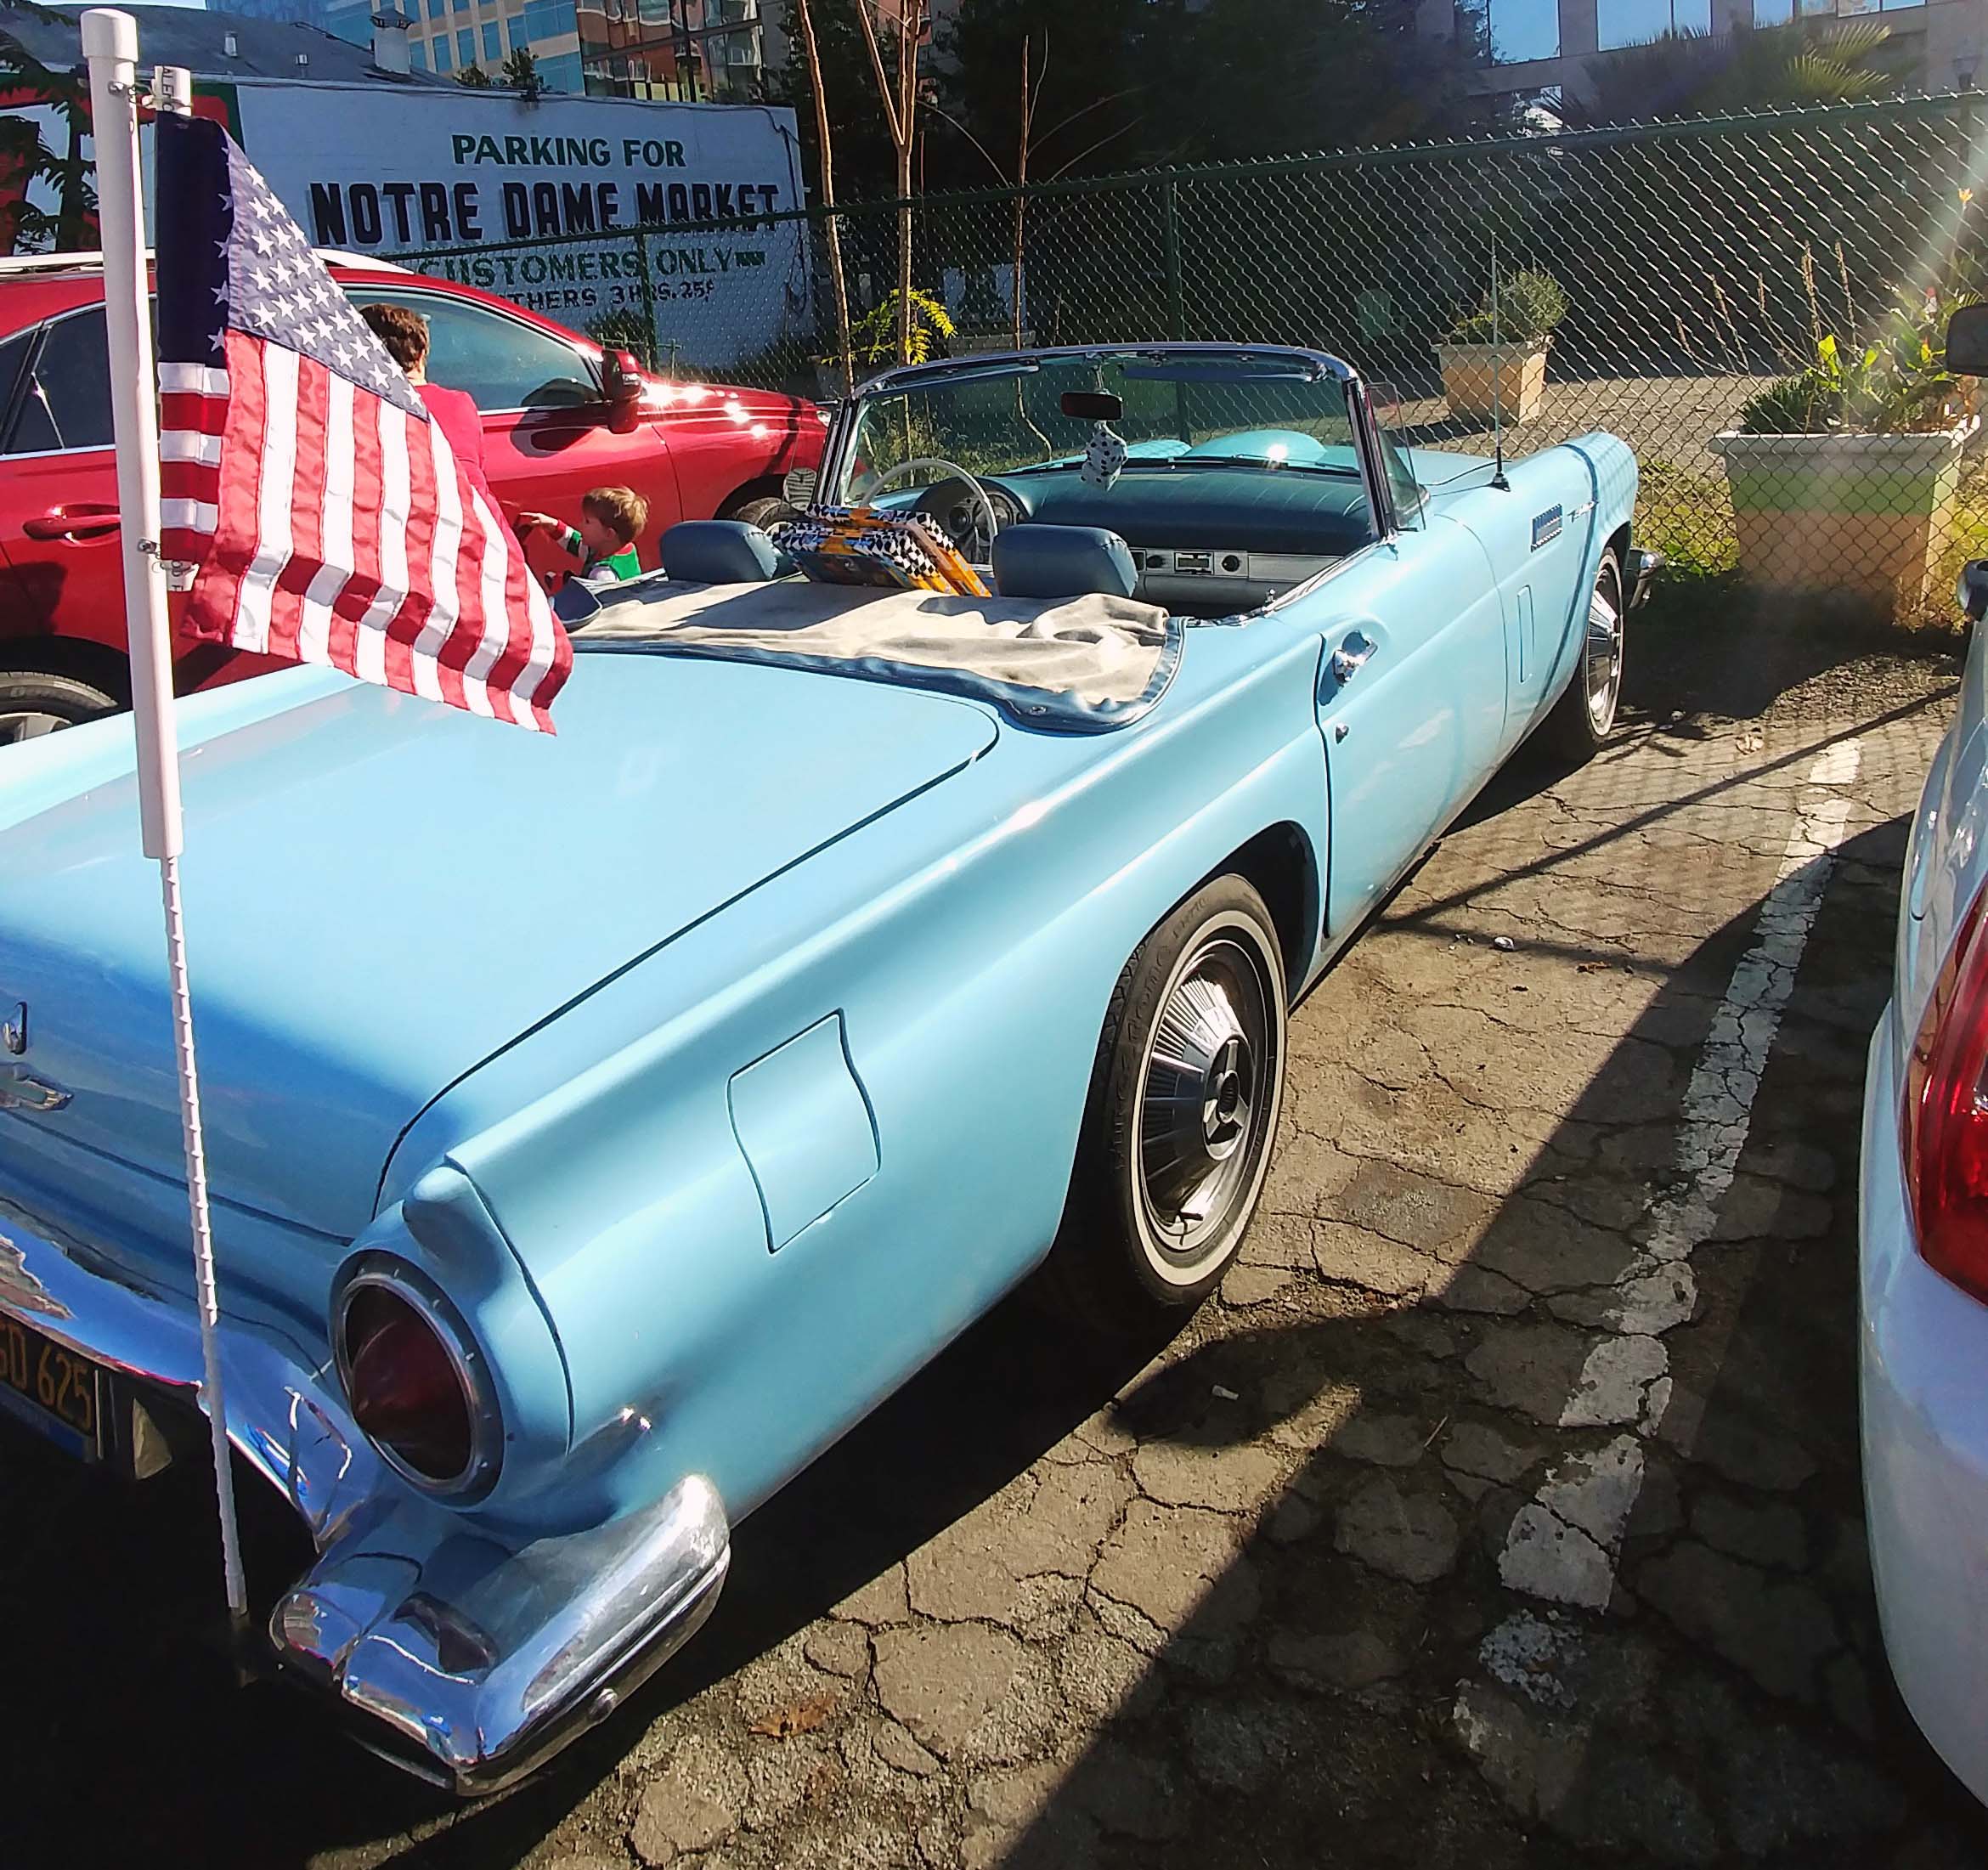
0, 1069, 70, 1112
1330, 630, 1376, 685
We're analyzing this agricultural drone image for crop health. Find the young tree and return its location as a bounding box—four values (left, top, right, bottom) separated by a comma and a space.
852, 0, 927, 364
933, 29, 1139, 345
457, 61, 494, 88
937, 0, 1157, 177
500, 45, 547, 99
794, 0, 856, 392
767, 0, 897, 201
0, 0, 96, 253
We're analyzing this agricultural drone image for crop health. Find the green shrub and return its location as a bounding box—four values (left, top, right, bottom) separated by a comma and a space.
1449, 268, 1568, 347
1737, 368, 1842, 435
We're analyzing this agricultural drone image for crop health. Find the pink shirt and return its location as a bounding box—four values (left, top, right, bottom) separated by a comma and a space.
417, 382, 497, 514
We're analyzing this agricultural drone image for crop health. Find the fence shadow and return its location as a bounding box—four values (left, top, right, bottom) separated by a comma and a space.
0, 653, 1967, 1870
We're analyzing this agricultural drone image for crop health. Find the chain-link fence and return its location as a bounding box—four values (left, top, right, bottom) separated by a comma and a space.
398, 93, 1988, 624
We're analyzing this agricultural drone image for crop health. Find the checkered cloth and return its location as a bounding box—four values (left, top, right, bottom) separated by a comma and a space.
770, 506, 991, 598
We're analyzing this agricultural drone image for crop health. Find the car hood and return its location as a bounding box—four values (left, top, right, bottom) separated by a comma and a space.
0, 653, 995, 1243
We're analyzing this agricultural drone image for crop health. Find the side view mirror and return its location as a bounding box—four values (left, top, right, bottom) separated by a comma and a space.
1946, 303, 1988, 378
602, 348, 646, 431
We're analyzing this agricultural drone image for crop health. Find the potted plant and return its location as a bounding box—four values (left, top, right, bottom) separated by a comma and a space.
1709, 290, 1978, 611
1436, 268, 1567, 426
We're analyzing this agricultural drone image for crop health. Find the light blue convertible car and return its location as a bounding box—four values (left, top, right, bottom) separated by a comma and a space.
0, 343, 1649, 1789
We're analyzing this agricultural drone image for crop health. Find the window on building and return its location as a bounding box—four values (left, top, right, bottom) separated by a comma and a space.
1597, 0, 1710, 47
410, 37, 429, 65
483, 20, 501, 55
1482, 0, 1560, 65
1518, 82, 1567, 129
458, 26, 476, 60
522, 0, 577, 36
1781, 0, 1923, 15
536, 49, 583, 88
506, 13, 528, 48
432, 31, 453, 67
639, 0, 669, 21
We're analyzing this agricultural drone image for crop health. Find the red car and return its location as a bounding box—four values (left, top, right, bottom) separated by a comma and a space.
0, 251, 827, 739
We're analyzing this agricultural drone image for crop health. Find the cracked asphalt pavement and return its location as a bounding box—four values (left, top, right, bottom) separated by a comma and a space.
10, 618, 1988, 1869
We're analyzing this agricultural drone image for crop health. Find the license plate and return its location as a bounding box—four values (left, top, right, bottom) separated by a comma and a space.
0, 1313, 104, 1459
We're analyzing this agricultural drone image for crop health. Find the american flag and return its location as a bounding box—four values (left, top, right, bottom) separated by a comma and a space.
155, 114, 571, 732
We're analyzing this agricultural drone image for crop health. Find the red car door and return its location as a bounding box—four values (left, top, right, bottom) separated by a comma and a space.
0, 303, 288, 697
0, 307, 128, 662
337, 283, 684, 573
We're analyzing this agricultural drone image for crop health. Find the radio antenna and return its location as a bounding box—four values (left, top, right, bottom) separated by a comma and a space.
1490, 234, 1509, 490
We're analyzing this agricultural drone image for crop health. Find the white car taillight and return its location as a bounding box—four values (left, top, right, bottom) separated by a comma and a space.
1903, 882, 1988, 1304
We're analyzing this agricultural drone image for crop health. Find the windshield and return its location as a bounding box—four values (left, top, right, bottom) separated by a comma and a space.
834, 352, 1410, 514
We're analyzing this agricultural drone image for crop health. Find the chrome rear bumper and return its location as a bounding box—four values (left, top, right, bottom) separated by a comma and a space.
0, 1190, 729, 1795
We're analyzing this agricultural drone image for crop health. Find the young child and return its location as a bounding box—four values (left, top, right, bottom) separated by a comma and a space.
518, 487, 648, 584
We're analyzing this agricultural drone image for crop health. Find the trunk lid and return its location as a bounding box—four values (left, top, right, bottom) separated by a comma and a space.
0, 653, 996, 1244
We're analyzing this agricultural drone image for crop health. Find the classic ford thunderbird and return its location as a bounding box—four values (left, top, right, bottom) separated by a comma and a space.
0, 343, 1650, 1790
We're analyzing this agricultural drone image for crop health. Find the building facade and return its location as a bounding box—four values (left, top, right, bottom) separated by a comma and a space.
226, 0, 768, 98
755, 0, 958, 73
1431, 0, 1988, 114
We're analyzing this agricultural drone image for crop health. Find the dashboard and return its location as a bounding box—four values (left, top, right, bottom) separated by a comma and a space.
889, 462, 1376, 616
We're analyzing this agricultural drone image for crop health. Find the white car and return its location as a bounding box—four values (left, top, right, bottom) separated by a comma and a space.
1861, 303, 1988, 1806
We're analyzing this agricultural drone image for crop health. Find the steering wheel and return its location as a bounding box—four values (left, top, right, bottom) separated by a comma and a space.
871, 457, 1018, 559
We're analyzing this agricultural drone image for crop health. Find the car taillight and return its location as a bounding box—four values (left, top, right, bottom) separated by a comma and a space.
337, 1278, 481, 1489
1903, 884, 1988, 1303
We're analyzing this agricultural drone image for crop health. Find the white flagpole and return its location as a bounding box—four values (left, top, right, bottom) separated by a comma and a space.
81, 9, 249, 1633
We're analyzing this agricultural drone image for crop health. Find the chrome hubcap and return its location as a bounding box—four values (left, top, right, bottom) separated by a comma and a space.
0, 710, 66, 744
1584, 567, 1624, 735
1138, 935, 1274, 1261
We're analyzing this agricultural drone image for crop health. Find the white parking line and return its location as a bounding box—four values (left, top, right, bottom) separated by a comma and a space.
1496, 737, 1866, 1608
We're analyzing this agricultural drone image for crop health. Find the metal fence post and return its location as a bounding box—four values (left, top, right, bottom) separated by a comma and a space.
1161, 176, 1185, 342
633, 224, 659, 371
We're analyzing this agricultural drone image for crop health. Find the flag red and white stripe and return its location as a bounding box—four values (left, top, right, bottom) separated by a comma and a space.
155, 112, 571, 731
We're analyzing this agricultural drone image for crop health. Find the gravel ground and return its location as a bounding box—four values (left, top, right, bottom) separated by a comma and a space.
4, 610, 1980, 1870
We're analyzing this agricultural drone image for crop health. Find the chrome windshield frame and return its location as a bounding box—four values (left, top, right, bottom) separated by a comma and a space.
817, 342, 1399, 548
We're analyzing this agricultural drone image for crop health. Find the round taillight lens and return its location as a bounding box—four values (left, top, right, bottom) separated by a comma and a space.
340, 1283, 475, 1486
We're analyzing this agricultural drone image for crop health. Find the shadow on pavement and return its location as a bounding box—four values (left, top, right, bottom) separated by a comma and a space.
0, 633, 1974, 1869
977, 810, 1988, 1867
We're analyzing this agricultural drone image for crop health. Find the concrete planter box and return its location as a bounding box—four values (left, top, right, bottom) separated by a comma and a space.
1436, 339, 1551, 425
1708, 424, 1974, 611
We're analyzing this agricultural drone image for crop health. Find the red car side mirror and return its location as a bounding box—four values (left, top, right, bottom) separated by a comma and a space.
602, 348, 647, 432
